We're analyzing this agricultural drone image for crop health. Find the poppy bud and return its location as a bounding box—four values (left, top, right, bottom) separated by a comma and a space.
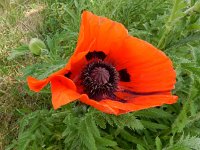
29, 38, 46, 56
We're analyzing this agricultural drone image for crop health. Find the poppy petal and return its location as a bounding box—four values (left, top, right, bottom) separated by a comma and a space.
79, 94, 119, 115
27, 76, 49, 92
103, 95, 178, 114
107, 35, 176, 93
51, 75, 81, 109
27, 66, 70, 92
74, 11, 128, 56
114, 90, 171, 101
69, 51, 88, 81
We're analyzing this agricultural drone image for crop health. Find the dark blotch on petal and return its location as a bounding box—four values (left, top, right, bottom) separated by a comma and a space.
117, 99, 127, 103
85, 51, 106, 61
64, 71, 72, 78
119, 69, 130, 82
123, 89, 169, 96
110, 94, 127, 103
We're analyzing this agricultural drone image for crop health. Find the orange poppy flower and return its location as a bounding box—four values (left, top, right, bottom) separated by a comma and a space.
27, 11, 178, 115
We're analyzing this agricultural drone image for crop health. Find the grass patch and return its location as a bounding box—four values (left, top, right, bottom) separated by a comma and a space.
0, 0, 47, 148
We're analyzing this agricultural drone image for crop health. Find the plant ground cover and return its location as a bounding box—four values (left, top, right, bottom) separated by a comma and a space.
0, 0, 200, 149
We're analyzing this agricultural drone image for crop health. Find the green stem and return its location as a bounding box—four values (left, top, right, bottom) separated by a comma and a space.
185, 1, 200, 14
171, 75, 194, 134
157, 0, 179, 49
157, 1, 200, 49
187, 111, 200, 126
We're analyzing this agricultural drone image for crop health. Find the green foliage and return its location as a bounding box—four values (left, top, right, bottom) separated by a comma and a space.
6, 108, 140, 150
7, 45, 29, 60
164, 136, 200, 150
4, 0, 200, 149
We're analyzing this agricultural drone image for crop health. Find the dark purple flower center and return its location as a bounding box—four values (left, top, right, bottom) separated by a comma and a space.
81, 61, 119, 100
90, 67, 110, 85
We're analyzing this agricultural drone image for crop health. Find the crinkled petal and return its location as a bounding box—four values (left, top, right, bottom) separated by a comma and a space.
102, 95, 178, 114
27, 66, 70, 92
50, 75, 81, 109
79, 94, 119, 115
27, 76, 49, 92
107, 35, 176, 93
74, 11, 128, 56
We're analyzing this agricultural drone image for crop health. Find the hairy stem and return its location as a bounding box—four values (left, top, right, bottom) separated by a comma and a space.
157, 0, 179, 49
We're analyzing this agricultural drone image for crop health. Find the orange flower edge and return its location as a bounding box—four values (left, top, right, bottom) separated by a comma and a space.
27, 11, 178, 115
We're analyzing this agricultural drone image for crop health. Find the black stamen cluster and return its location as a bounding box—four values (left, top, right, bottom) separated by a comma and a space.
81, 61, 119, 100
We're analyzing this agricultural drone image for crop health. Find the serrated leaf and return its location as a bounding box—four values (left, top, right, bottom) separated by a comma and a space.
141, 120, 169, 130
7, 45, 29, 60
167, 32, 200, 49
134, 108, 173, 119
79, 119, 97, 150
155, 137, 162, 150
120, 130, 147, 147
